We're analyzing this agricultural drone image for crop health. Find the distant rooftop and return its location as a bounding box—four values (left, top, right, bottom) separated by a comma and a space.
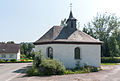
0, 43, 20, 54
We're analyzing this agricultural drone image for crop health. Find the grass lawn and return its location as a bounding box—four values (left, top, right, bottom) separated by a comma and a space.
101, 63, 119, 65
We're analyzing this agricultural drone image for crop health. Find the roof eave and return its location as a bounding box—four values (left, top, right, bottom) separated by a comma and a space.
34, 41, 103, 45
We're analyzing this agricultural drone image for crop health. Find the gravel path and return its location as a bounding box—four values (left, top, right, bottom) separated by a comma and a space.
11, 65, 120, 81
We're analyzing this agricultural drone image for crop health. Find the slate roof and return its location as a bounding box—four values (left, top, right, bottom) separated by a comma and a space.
34, 26, 102, 45
34, 10, 102, 45
0, 43, 20, 54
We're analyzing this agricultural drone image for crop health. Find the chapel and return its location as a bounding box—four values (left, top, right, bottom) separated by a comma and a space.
34, 9, 102, 68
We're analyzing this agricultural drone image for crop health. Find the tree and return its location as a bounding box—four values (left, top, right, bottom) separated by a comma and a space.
31, 51, 37, 59
109, 35, 120, 57
28, 43, 35, 53
60, 18, 66, 26
7, 41, 15, 44
20, 42, 35, 59
83, 13, 120, 57
22, 43, 28, 55
83, 23, 96, 38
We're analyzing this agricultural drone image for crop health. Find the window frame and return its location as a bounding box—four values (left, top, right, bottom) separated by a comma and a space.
1, 54, 6, 58
47, 47, 53, 59
74, 47, 81, 60
9, 54, 14, 58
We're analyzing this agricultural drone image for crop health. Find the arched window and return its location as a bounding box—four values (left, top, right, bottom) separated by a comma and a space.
74, 47, 80, 59
47, 47, 53, 59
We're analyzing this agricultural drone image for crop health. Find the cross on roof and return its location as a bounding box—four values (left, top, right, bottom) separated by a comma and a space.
70, 3, 72, 11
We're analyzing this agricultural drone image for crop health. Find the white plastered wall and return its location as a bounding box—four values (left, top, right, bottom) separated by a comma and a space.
0, 49, 20, 61
16, 49, 20, 60
35, 44, 101, 69
0, 53, 17, 60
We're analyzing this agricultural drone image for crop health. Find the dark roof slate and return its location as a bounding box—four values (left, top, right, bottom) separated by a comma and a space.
34, 26, 102, 45
0, 43, 20, 54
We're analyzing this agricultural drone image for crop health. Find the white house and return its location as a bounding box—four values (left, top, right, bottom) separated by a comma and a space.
0, 43, 20, 60
34, 10, 102, 69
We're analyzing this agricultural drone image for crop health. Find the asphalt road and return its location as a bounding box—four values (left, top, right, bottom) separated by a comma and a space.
12, 64, 120, 81
1, 63, 120, 81
0, 63, 31, 81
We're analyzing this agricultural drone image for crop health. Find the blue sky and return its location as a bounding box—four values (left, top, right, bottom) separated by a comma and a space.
0, 0, 120, 43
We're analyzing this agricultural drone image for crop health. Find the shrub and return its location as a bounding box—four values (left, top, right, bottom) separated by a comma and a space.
26, 66, 39, 76
21, 59, 24, 62
64, 65, 99, 74
20, 54, 26, 59
64, 70, 75, 74
75, 63, 99, 73
33, 50, 44, 68
4, 59, 8, 62
90, 66, 98, 72
10, 59, 16, 62
39, 59, 66, 75
26, 60, 33, 62
0, 59, 5, 63
75, 60, 80, 69
7, 60, 11, 63
101, 57, 120, 63
27, 50, 65, 76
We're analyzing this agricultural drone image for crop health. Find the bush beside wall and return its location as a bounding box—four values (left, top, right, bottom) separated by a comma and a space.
26, 51, 66, 76
26, 50, 100, 76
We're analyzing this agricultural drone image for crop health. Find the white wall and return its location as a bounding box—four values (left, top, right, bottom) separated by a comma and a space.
35, 44, 101, 69
0, 50, 20, 61
0, 53, 17, 60
17, 49, 20, 60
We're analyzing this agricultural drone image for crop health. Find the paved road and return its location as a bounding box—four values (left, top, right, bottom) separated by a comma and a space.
12, 64, 120, 81
1, 63, 120, 81
0, 63, 31, 81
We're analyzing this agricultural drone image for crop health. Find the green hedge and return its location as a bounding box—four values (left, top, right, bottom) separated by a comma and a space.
10, 59, 17, 62
101, 57, 120, 63
0, 59, 33, 63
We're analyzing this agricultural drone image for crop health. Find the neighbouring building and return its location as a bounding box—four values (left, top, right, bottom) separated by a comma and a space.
34, 10, 102, 69
0, 43, 20, 60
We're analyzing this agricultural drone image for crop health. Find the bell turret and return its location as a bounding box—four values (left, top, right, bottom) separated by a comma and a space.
66, 5, 77, 29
